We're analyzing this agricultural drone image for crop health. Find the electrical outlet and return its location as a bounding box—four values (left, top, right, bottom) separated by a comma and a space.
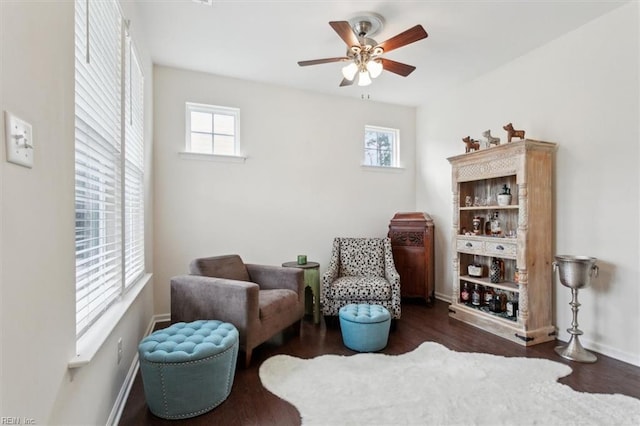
4, 111, 34, 168
117, 338, 123, 364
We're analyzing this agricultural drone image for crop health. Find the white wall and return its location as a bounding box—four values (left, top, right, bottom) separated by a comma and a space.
0, 2, 155, 424
153, 66, 417, 314
416, 2, 639, 365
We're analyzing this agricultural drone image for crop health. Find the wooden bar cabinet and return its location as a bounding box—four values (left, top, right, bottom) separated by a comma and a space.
447, 139, 557, 346
387, 212, 435, 303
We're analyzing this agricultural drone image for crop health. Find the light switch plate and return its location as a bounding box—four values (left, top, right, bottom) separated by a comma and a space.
4, 110, 34, 168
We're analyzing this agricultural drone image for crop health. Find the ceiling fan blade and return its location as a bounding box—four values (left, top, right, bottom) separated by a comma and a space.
329, 21, 360, 48
377, 25, 428, 53
298, 57, 349, 67
380, 58, 416, 77
339, 77, 354, 87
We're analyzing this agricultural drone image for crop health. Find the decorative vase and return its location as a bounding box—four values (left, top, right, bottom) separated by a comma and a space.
497, 184, 512, 206
490, 258, 501, 283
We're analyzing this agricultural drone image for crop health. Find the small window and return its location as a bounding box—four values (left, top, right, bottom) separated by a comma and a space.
185, 102, 240, 156
363, 125, 399, 167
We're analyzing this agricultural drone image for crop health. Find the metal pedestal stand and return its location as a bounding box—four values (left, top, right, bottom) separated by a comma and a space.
552, 255, 599, 363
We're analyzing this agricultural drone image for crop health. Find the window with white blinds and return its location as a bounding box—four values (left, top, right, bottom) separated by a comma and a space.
123, 36, 145, 288
75, 0, 144, 338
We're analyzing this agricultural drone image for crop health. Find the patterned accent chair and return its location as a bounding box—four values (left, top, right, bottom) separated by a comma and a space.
321, 237, 401, 320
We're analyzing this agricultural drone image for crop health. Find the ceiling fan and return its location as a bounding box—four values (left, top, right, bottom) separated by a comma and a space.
297, 14, 428, 87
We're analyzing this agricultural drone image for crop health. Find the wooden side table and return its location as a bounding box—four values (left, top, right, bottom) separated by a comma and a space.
282, 261, 320, 324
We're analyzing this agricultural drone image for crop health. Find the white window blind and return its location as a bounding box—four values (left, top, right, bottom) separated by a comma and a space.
123, 36, 145, 288
75, 0, 144, 338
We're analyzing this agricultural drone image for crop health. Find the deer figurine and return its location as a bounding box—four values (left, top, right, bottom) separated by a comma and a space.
462, 136, 480, 153
503, 123, 525, 142
482, 130, 500, 147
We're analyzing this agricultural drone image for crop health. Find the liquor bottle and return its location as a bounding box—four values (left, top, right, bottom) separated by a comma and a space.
484, 285, 494, 305
472, 216, 483, 235
460, 282, 471, 304
506, 295, 519, 318
489, 293, 502, 313
471, 284, 483, 307
498, 291, 507, 311
490, 211, 502, 236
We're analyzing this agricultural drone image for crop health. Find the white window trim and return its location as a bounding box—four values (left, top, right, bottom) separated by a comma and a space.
361, 164, 405, 172
184, 102, 242, 157
69, 273, 152, 369
362, 125, 401, 168
178, 151, 247, 162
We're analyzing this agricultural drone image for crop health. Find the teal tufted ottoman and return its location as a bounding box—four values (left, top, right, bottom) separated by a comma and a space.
339, 304, 391, 352
138, 320, 239, 419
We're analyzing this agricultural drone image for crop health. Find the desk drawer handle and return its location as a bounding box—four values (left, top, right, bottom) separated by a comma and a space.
496, 245, 504, 250
466, 242, 473, 248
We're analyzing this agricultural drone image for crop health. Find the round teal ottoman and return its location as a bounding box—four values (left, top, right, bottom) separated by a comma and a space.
339, 304, 391, 352
138, 320, 239, 419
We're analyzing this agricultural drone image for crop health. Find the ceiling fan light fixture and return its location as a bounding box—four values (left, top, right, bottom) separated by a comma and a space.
342, 62, 359, 81
357, 69, 372, 86
298, 16, 428, 88
367, 59, 383, 79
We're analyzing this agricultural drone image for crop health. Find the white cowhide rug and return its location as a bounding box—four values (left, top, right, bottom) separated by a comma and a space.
259, 342, 640, 425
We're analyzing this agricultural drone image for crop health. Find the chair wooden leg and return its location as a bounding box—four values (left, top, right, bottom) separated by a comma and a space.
390, 318, 398, 331
292, 319, 302, 336
324, 315, 338, 328
244, 349, 252, 368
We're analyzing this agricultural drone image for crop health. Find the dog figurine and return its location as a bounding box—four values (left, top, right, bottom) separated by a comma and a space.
482, 130, 500, 147
462, 136, 480, 153
503, 123, 525, 142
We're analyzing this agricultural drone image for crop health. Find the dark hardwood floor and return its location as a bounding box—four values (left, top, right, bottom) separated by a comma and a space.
119, 299, 640, 425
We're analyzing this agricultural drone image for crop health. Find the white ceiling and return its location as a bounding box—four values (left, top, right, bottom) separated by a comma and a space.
132, 0, 628, 107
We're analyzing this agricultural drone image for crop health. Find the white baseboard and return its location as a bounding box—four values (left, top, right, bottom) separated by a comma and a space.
108, 314, 170, 426
435, 291, 639, 367
434, 291, 451, 303
108, 351, 140, 426
155, 312, 170, 323
556, 331, 640, 367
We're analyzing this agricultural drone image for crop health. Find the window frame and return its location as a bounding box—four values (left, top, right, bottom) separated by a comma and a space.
185, 102, 241, 156
363, 125, 400, 168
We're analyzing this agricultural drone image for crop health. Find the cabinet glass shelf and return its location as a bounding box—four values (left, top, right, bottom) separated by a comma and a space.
456, 235, 518, 241
460, 205, 519, 211
458, 302, 518, 323
460, 275, 519, 292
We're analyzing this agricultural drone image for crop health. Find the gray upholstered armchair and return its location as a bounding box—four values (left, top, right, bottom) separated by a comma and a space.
170, 255, 305, 366
321, 237, 401, 319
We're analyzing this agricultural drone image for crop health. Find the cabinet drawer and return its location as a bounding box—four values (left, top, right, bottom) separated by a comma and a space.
456, 238, 484, 253
485, 240, 517, 257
